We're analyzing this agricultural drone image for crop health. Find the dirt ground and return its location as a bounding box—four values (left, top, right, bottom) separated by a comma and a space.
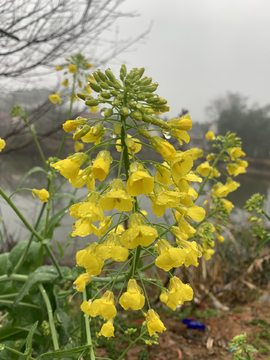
95, 294, 270, 360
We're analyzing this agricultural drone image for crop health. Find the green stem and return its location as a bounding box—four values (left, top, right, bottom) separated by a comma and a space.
9, 188, 33, 198
57, 73, 76, 158
0, 299, 40, 309
83, 290, 95, 360
39, 283, 59, 350
13, 201, 47, 274
117, 332, 148, 360
0, 187, 63, 278
1, 345, 36, 360
262, 210, 270, 222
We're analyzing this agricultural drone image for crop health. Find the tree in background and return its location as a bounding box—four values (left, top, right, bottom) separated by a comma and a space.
206, 92, 270, 159
0, 0, 151, 154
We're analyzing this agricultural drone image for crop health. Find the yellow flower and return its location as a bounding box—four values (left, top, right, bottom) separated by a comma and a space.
116, 135, 141, 158
216, 235, 225, 242
98, 217, 113, 237
99, 320, 114, 339
78, 80, 83, 88
205, 131, 215, 140
92, 150, 112, 181
71, 218, 100, 238
148, 183, 181, 217
227, 161, 247, 176
50, 153, 88, 180
168, 114, 192, 130
170, 152, 193, 183
155, 162, 173, 185
166, 277, 193, 310
62, 118, 87, 132
69, 166, 95, 190
55, 66, 64, 71
0, 138, 6, 152
145, 309, 166, 337
74, 141, 84, 152
220, 198, 234, 212
172, 227, 201, 266
81, 300, 94, 316
99, 179, 135, 212
119, 279, 145, 310
90, 106, 99, 114
109, 225, 125, 234
82, 123, 105, 145
150, 136, 176, 161
155, 239, 186, 271
32, 189, 50, 202
229, 147, 246, 161
121, 213, 158, 249
76, 243, 104, 275
172, 129, 190, 145
96, 233, 129, 262
62, 79, 68, 87
72, 192, 104, 221
203, 246, 215, 260
126, 162, 154, 196
87, 63, 93, 68
196, 161, 220, 178
159, 290, 169, 304
226, 177, 240, 192
69, 64, 77, 74
73, 273, 92, 292
91, 291, 117, 320
49, 93, 62, 104
186, 148, 204, 160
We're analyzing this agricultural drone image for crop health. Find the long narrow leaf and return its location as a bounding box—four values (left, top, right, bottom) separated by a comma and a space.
18, 167, 47, 189
41, 345, 90, 359
25, 321, 38, 359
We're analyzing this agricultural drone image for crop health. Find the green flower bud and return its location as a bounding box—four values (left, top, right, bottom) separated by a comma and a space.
137, 93, 146, 100
73, 125, 91, 140
110, 89, 118, 97
129, 101, 136, 108
113, 122, 122, 136
85, 99, 99, 106
132, 111, 143, 121
101, 91, 111, 99
137, 127, 152, 139
136, 103, 144, 112
145, 83, 158, 92
92, 72, 101, 83
77, 93, 89, 100
97, 71, 107, 81
140, 77, 152, 86
105, 70, 117, 83
120, 64, 127, 81
147, 97, 160, 104
90, 82, 102, 92
104, 108, 113, 118
117, 94, 124, 100
138, 67, 145, 78
106, 80, 121, 89
100, 82, 110, 90
113, 99, 121, 106
121, 107, 129, 116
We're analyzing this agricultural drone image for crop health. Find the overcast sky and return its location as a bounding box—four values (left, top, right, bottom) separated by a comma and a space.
109, 0, 270, 122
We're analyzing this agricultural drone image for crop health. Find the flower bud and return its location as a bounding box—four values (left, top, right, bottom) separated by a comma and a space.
137, 128, 152, 139
145, 83, 158, 92
101, 91, 111, 99
97, 70, 107, 81
120, 64, 127, 81
113, 99, 121, 106
138, 67, 145, 78
113, 123, 122, 136
90, 82, 102, 92
121, 107, 129, 116
104, 108, 113, 118
85, 99, 99, 106
100, 81, 110, 89
110, 89, 118, 97
132, 111, 143, 121
73, 125, 91, 140
92, 72, 101, 83
105, 69, 117, 83
77, 93, 89, 100
140, 77, 152, 86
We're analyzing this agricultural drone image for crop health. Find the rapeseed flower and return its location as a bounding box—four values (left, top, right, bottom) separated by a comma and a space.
0, 138, 6, 152
121, 213, 158, 249
92, 151, 112, 181
150, 136, 176, 161
205, 131, 215, 140
73, 273, 92, 292
49, 93, 62, 104
76, 243, 104, 275
91, 291, 117, 320
99, 179, 134, 211
32, 189, 50, 202
126, 162, 154, 196
63, 118, 87, 132
145, 309, 166, 337
119, 279, 145, 310
96, 233, 129, 262
50, 153, 87, 180
170, 152, 193, 182
69, 64, 77, 74
155, 239, 186, 271
99, 320, 114, 338
166, 277, 193, 310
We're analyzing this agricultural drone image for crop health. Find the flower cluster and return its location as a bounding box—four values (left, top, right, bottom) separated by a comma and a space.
52, 65, 239, 339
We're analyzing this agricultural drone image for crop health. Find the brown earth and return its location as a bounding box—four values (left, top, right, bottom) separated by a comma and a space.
95, 296, 270, 360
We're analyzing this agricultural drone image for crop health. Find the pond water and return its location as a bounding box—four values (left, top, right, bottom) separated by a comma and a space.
1, 153, 270, 265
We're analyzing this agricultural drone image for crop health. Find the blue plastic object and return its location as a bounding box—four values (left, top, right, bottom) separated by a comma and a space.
182, 318, 206, 330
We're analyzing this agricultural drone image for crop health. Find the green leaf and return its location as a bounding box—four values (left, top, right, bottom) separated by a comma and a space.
18, 166, 47, 189
40, 205, 70, 239
255, 234, 270, 256
0, 324, 27, 341
25, 321, 38, 359
41, 345, 89, 359
56, 241, 64, 259
9, 240, 41, 272
14, 265, 58, 307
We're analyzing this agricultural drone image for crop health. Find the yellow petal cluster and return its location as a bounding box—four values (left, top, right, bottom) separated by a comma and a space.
119, 280, 145, 310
